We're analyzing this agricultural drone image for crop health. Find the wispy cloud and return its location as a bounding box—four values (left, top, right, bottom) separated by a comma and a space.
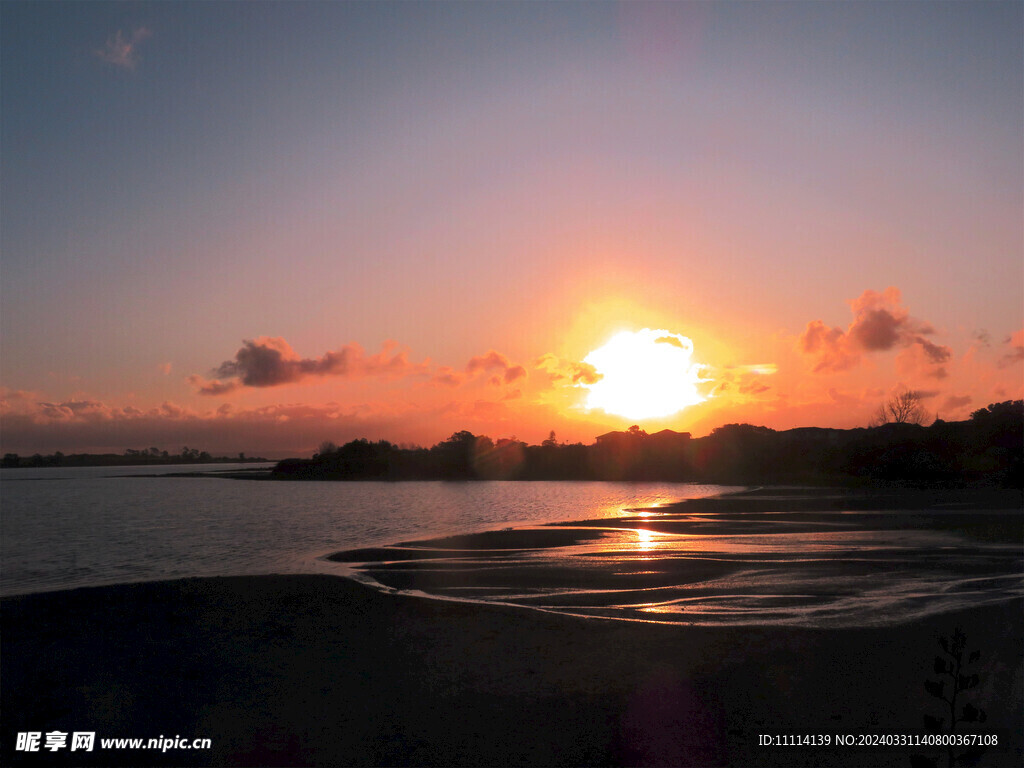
997, 329, 1024, 368
96, 27, 152, 70
0, 391, 535, 456
703, 363, 776, 400
187, 376, 242, 396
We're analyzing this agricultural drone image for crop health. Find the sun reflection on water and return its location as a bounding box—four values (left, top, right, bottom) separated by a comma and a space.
336, 492, 1024, 629
636, 528, 654, 551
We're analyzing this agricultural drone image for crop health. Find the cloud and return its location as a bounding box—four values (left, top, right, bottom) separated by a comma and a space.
942, 394, 973, 412
914, 336, 952, 365
846, 288, 908, 351
430, 366, 464, 388
193, 337, 427, 394
158, 362, 172, 375
897, 337, 951, 379
0, 394, 445, 457
465, 350, 527, 385
194, 338, 531, 397
799, 287, 951, 376
187, 375, 242, 396
704, 362, 776, 400
826, 388, 859, 406
96, 27, 151, 70
998, 329, 1024, 368
535, 353, 603, 386
0, 397, 178, 426
799, 320, 858, 372
655, 335, 684, 348
0, 388, 41, 415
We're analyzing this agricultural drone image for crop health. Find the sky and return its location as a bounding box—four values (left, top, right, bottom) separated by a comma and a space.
2, 1, 1022, 458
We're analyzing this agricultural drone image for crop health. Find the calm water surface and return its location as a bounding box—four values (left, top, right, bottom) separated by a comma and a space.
0, 464, 730, 597
5, 467, 1020, 628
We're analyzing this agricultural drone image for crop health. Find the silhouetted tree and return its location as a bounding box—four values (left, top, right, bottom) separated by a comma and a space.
964, 400, 1023, 487
431, 431, 480, 479
872, 390, 928, 426
316, 441, 338, 458
268, 399, 1021, 486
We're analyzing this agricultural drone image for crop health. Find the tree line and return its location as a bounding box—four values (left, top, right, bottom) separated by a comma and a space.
1, 447, 267, 468
272, 400, 1022, 488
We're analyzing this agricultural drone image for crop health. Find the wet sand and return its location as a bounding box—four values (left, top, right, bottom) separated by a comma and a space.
330, 488, 1024, 628
2, 575, 1022, 767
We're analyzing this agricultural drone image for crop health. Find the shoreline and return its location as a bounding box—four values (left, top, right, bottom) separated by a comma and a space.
328, 486, 1024, 630
3, 574, 1022, 767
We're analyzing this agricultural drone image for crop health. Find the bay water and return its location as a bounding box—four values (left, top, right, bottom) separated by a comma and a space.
0, 464, 729, 597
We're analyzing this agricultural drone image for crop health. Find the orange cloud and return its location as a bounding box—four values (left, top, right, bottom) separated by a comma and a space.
896, 341, 950, 379
0, 388, 41, 416
799, 287, 951, 376
187, 376, 242, 396
942, 394, 973, 413
193, 337, 427, 394
998, 329, 1024, 368
799, 320, 857, 372
429, 366, 464, 388
699, 363, 776, 402
534, 353, 602, 386
465, 350, 527, 384
0, 393, 455, 456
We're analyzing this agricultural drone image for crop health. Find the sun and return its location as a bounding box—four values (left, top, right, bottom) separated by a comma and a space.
581, 329, 706, 420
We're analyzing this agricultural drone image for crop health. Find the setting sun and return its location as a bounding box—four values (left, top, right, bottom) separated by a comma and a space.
581, 329, 706, 421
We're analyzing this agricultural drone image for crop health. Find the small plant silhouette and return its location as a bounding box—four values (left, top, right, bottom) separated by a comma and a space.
910, 627, 988, 768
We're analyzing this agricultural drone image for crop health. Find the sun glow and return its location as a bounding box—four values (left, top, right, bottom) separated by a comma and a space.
581, 329, 705, 420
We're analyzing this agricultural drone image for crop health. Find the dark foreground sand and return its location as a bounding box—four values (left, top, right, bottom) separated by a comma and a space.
2, 575, 1021, 767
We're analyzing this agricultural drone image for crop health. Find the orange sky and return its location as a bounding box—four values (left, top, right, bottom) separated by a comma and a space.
3, 284, 1021, 457
2, 3, 1021, 456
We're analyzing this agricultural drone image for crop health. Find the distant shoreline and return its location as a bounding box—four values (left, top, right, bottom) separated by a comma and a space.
1, 457, 272, 469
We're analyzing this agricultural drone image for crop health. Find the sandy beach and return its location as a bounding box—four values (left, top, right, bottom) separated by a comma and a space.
3, 572, 1021, 767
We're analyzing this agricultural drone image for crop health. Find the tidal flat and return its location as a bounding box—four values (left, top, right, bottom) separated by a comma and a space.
332, 487, 1024, 629
2, 488, 1021, 767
